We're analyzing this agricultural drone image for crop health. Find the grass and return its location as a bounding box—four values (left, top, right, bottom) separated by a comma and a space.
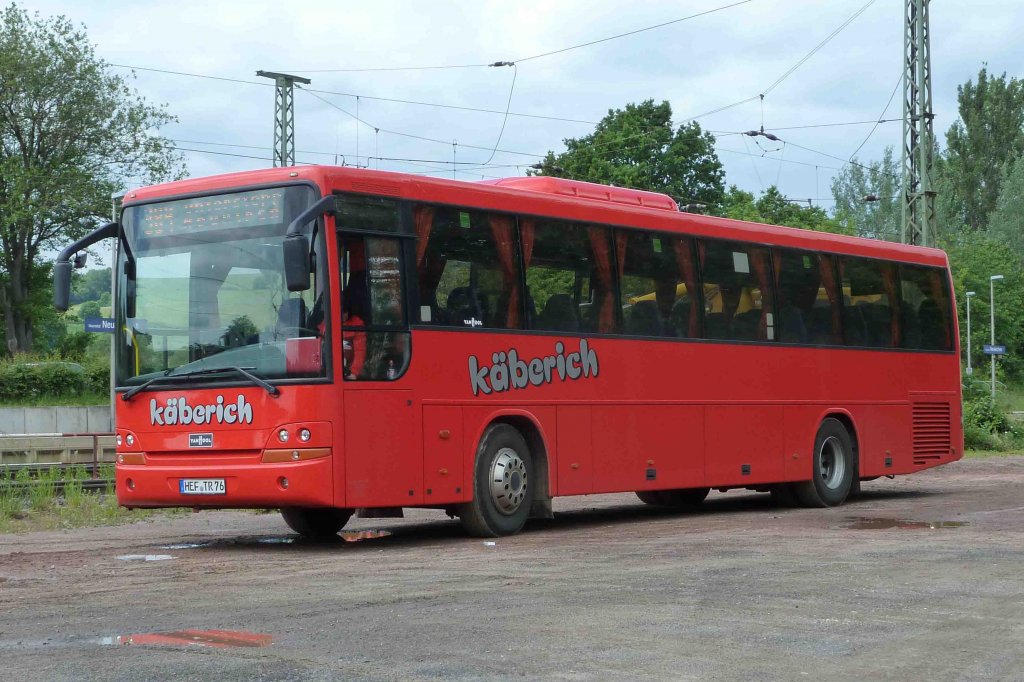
997, 382, 1024, 413
0, 464, 182, 534
964, 448, 1024, 459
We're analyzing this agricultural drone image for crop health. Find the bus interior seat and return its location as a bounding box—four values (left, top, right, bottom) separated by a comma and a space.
807, 305, 834, 345
447, 287, 489, 326
703, 312, 729, 339
732, 309, 761, 341
670, 298, 692, 338
277, 298, 308, 336
860, 303, 892, 347
917, 299, 944, 349
778, 304, 808, 343
901, 303, 921, 348
536, 293, 580, 332
625, 301, 664, 336
843, 305, 869, 346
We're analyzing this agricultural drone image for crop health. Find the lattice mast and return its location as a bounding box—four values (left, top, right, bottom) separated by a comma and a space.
256, 71, 311, 167
901, 0, 935, 246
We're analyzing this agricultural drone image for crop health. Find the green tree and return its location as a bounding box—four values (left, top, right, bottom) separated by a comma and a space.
988, 156, 1024, 258
830, 146, 901, 241
78, 300, 101, 319
722, 185, 850, 235
939, 67, 1024, 232
70, 267, 111, 305
943, 229, 1024, 380
531, 100, 725, 212
0, 4, 183, 355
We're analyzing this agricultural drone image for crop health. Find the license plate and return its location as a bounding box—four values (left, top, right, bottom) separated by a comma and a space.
179, 478, 226, 495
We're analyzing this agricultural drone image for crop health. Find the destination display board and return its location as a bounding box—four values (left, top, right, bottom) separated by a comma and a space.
136, 188, 286, 240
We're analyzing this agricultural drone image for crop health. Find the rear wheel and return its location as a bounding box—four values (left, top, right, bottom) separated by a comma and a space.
458, 424, 533, 537
794, 418, 855, 507
281, 507, 353, 539
636, 488, 709, 508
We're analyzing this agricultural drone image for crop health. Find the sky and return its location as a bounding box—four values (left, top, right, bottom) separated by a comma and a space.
26, 0, 1024, 210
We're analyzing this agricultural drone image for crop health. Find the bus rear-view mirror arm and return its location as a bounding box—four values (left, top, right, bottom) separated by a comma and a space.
53, 221, 119, 311
284, 195, 336, 292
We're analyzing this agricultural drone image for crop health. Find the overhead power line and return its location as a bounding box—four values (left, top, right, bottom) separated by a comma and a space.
761, 0, 879, 97
513, 0, 755, 63
847, 73, 903, 162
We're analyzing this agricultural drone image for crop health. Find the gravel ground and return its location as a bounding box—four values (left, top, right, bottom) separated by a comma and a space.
1, 455, 1022, 681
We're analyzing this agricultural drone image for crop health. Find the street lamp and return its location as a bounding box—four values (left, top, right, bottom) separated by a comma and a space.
990, 275, 1004, 401
965, 291, 975, 375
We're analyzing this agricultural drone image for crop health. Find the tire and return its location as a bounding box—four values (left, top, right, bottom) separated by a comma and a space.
636, 488, 709, 508
793, 418, 856, 508
458, 424, 533, 537
281, 507, 352, 538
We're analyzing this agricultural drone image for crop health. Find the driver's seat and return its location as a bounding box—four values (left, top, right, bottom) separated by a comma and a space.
276, 298, 307, 338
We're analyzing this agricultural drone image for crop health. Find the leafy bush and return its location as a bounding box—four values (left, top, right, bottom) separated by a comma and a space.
0, 357, 102, 402
964, 395, 1010, 434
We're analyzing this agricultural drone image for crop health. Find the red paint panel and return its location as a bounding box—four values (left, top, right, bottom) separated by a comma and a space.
854, 404, 913, 476
344, 390, 421, 507
422, 406, 465, 503
705, 406, 784, 486
556, 405, 592, 496
782, 406, 822, 482
592, 405, 704, 493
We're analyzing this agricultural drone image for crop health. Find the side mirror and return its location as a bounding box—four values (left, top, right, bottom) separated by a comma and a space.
53, 261, 72, 311
73, 252, 88, 269
124, 260, 137, 319
284, 235, 311, 292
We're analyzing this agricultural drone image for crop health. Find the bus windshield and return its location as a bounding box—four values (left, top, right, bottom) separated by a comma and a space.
115, 185, 325, 388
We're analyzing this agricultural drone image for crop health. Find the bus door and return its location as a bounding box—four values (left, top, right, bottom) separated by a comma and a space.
335, 197, 420, 508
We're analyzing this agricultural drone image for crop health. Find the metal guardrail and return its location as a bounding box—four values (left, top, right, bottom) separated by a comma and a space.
0, 432, 115, 476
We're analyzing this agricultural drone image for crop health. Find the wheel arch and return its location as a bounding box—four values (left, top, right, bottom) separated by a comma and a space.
820, 409, 860, 478
472, 410, 552, 503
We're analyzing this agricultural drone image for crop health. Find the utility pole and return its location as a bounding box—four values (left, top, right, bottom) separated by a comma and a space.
901, 0, 935, 246
256, 71, 311, 167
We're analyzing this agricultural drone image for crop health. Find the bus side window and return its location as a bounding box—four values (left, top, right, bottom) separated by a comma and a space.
413, 205, 523, 330
838, 256, 900, 348
527, 220, 619, 334
899, 264, 953, 351
697, 239, 774, 342
618, 231, 700, 338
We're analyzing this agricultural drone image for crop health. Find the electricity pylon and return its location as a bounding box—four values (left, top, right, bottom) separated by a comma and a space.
901, 0, 935, 246
256, 71, 311, 167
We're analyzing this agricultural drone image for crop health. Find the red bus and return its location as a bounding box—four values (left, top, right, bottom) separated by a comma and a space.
54, 166, 962, 538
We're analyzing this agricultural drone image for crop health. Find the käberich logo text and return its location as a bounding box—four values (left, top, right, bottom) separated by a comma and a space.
150, 395, 253, 426
468, 339, 599, 396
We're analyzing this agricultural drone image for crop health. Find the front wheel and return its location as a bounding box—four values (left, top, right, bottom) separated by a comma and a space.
458, 424, 533, 537
793, 418, 856, 507
281, 507, 353, 539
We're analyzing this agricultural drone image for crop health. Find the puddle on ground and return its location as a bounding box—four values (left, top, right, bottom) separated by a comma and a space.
159, 543, 211, 550
340, 529, 391, 542
256, 537, 295, 545
116, 554, 175, 562
842, 517, 969, 530
100, 629, 272, 649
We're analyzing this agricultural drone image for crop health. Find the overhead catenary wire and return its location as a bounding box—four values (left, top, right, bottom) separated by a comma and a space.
847, 73, 903, 162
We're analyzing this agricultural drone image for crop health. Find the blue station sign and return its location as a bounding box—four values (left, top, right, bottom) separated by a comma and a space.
983, 344, 1007, 356
84, 317, 115, 333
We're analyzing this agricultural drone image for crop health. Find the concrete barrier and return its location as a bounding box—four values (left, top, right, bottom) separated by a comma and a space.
0, 405, 113, 435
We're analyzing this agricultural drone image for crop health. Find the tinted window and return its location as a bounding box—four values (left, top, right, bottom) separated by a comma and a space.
900, 265, 953, 351
525, 219, 618, 334
413, 205, 523, 329
341, 236, 410, 381
619, 231, 701, 338
698, 240, 774, 341
838, 256, 899, 347
774, 249, 842, 345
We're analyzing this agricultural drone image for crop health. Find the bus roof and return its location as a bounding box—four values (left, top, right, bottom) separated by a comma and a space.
123, 165, 949, 268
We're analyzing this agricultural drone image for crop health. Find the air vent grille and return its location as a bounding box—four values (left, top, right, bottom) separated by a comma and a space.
912, 402, 951, 465
351, 181, 400, 196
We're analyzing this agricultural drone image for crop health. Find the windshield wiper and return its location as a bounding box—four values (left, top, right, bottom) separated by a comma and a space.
121, 366, 279, 401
